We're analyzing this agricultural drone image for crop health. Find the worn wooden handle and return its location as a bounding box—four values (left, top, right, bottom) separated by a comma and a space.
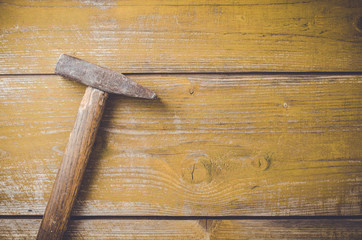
37, 87, 108, 240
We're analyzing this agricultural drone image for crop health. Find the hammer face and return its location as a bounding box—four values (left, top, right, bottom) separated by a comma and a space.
55, 54, 156, 99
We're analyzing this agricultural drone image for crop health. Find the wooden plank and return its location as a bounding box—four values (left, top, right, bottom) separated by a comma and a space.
208, 219, 362, 239
1, 0, 361, 73
1, 218, 362, 239
0, 219, 206, 239
0, 74, 361, 216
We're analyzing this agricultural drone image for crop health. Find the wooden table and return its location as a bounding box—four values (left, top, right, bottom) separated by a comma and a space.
1, 0, 361, 239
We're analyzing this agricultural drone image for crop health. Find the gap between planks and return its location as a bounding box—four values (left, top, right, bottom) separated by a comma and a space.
1, 215, 362, 220
1, 72, 362, 77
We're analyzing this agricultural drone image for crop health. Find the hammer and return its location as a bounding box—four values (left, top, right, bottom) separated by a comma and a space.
37, 54, 156, 239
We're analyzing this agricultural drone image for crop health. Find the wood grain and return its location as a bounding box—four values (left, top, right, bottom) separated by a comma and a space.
1, 219, 362, 239
37, 87, 108, 240
0, 74, 361, 216
0, 0, 361, 74
208, 219, 362, 239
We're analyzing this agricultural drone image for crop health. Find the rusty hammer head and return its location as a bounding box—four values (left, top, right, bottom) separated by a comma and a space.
55, 54, 156, 99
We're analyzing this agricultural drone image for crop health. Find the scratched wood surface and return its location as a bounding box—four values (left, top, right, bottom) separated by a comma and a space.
0, 0, 362, 74
1, 219, 362, 239
1, 0, 362, 238
1, 74, 361, 217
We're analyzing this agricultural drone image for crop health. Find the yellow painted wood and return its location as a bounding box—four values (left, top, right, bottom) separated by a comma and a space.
1, 74, 361, 216
0, 219, 206, 239
1, 219, 362, 239
208, 219, 362, 239
0, 0, 361, 73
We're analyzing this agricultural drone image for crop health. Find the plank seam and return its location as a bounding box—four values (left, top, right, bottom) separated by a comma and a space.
1, 215, 362, 220
1, 72, 362, 77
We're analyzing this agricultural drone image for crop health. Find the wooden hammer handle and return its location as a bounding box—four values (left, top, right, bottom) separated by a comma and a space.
37, 87, 108, 240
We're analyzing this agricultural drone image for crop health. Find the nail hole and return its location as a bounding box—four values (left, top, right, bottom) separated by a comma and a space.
283, 102, 288, 108
356, 16, 362, 31
189, 88, 195, 95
